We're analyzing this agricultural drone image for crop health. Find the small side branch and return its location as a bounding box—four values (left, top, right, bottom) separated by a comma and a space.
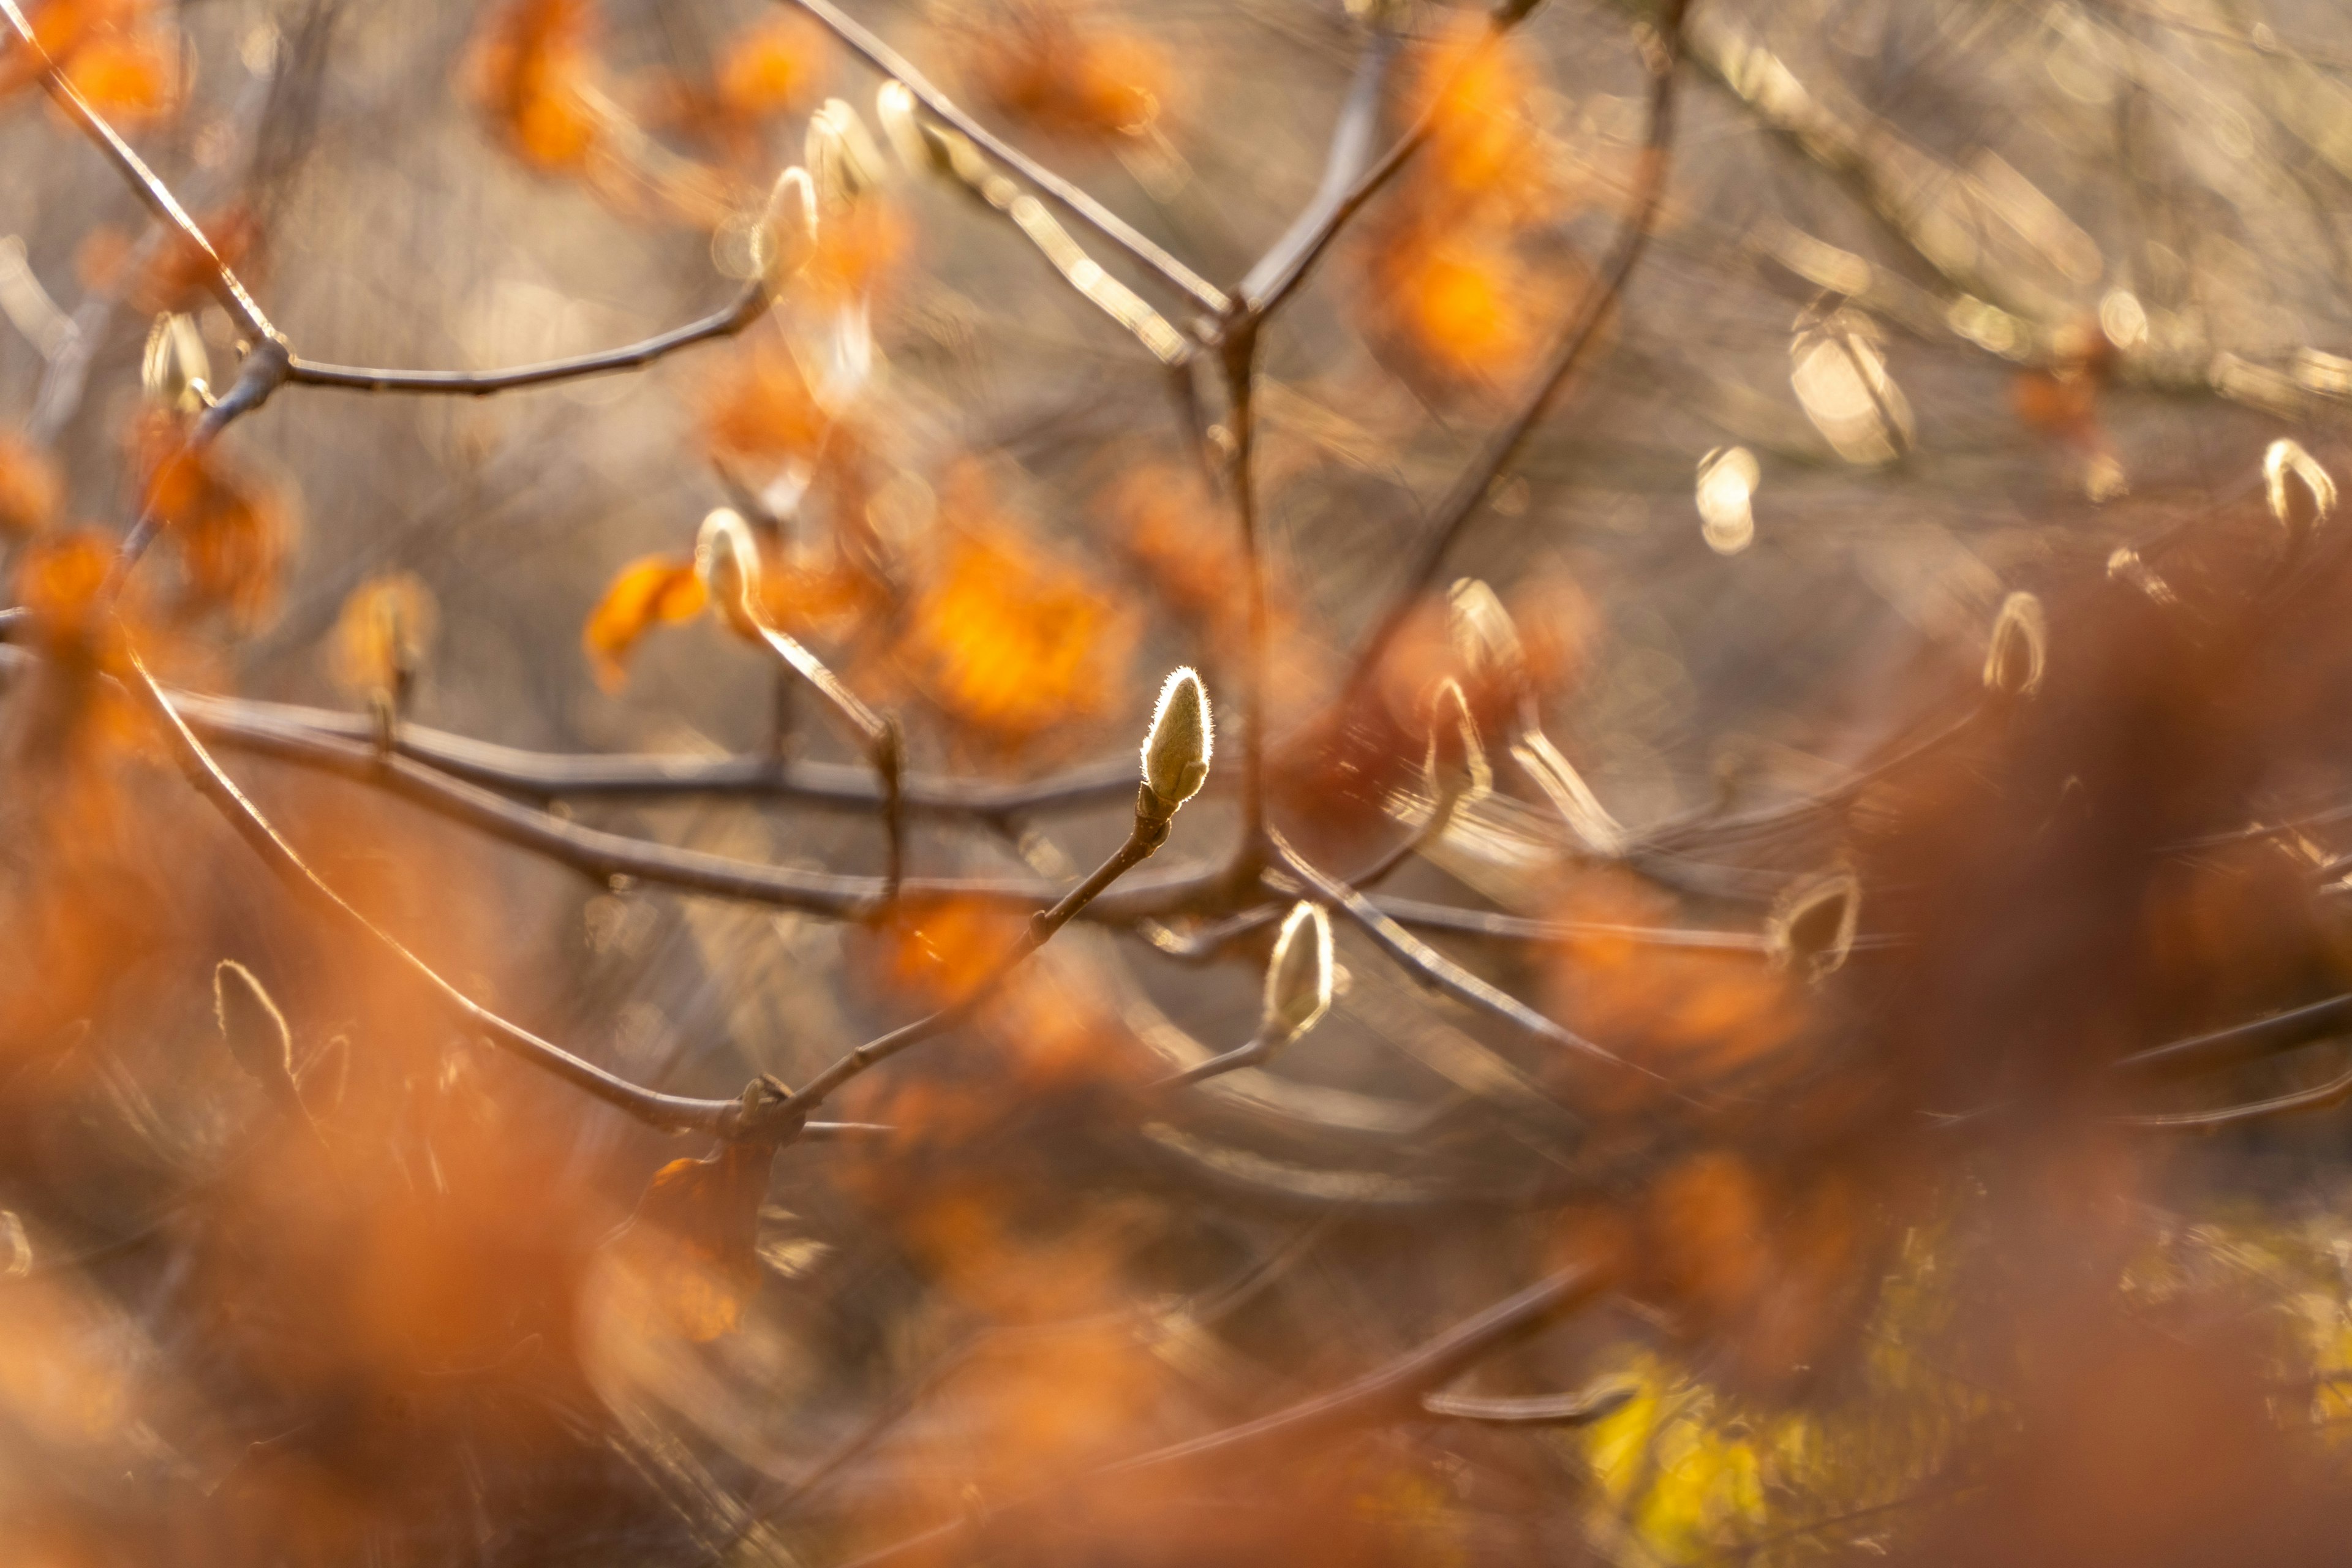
1341, 0, 1689, 699
834, 1259, 1611, 1567
285, 282, 768, 395
781, 0, 1228, 315
0, 0, 280, 346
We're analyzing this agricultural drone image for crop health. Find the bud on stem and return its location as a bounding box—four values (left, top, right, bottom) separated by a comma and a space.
1262, 901, 1334, 1044
1982, 591, 2047, 698
695, 507, 765, 640
1138, 667, 1212, 835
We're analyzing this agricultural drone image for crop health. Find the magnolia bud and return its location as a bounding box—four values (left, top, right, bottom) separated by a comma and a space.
142, 313, 211, 415
215, 960, 299, 1105
1447, 578, 1529, 700
1262, 902, 1334, 1041
1140, 666, 1212, 810
807, 99, 890, 214
2264, 439, 2335, 538
875, 81, 942, 177
1423, 677, 1491, 819
1982, 590, 2047, 698
753, 166, 818, 288
1766, 868, 1859, 982
695, 507, 764, 638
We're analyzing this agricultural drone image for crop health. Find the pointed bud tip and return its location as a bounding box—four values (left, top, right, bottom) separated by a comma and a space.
1141, 666, 1213, 807
1982, 590, 2047, 698
695, 508, 763, 635
1264, 902, 1334, 1039
1424, 677, 1492, 810
1447, 578, 1529, 696
214, 959, 293, 1085
2265, 439, 2335, 535
1767, 869, 1860, 982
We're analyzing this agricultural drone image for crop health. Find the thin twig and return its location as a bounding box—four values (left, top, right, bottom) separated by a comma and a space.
833, 1259, 1610, 1567
284, 282, 768, 394
1420, 1383, 1635, 1426
780, 0, 1228, 315
0, 0, 279, 345
784, 801, 1174, 1117
1341, 0, 1688, 701
2122, 1059, 2352, 1129
1268, 828, 1667, 1093
1220, 318, 1270, 872
119, 643, 859, 1139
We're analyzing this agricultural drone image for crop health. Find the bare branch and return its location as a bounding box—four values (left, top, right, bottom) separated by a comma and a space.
779, 0, 1229, 316
834, 1259, 1611, 1567
284, 282, 768, 395
0, 0, 280, 345
1341, 0, 1689, 700
1268, 828, 1668, 1094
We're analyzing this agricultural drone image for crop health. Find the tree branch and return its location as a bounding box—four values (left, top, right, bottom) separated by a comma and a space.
780, 0, 1229, 316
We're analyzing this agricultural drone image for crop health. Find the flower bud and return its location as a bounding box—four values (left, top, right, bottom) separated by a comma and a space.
1766, 867, 1859, 982
2264, 439, 2334, 538
1140, 666, 1212, 810
142, 313, 211, 415
1262, 902, 1333, 1041
1424, 677, 1491, 820
695, 507, 764, 639
753, 166, 818, 288
807, 99, 890, 214
875, 81, 942, 177
215, 959, 298, 1104
1447, 578, 1529, 701
1982, 590, 2047, 698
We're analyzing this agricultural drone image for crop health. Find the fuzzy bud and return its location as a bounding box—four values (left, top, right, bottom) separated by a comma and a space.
1447, 578, 1529, 701
807, 99, 890, 214
141, 313, 211, 415
695, 507, 764, 639
1140, 666, 1212, 813
753, 166, 818, 288
215, 960, 299, 1106
1766, 869, 1859, 982
1423, 677, 1491, 820
875, 81, 942, 177
1262, 902, 1334, 1041
1982, 590, 2047, 698
2264, 439, 2335, 538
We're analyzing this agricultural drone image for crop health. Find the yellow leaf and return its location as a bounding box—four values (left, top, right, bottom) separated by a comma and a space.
582, 554, 707, 690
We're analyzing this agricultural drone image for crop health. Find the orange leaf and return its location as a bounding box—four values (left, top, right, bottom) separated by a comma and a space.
581, 553, 707, 690
967, 2, 1167, 142
896, 467, 1133, 747
466, 0, 603, 172
0, 431, 61, 537
701, 342, 828, 464
599, 1141, 775, 1341
330, 572, 439, 695
135, 411, 293, 628
714, 12, 827, 121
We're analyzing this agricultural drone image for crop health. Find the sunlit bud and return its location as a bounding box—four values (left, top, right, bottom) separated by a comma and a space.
1423, 677, 1491, 818
2264, 439, 2335, 538
1447, 578, 1528, 698
1140, 666, 1212, 808
807, 99, 889, 213
875, 81, 941, 177
215, 960, 298, 1102
1766, 868, 1858, 982
695, 507, 764, 638
141, 313, 211, 415
753, 166, 818, 287
1981, 590, 2047, 698
1262, 901, 1334, 1041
